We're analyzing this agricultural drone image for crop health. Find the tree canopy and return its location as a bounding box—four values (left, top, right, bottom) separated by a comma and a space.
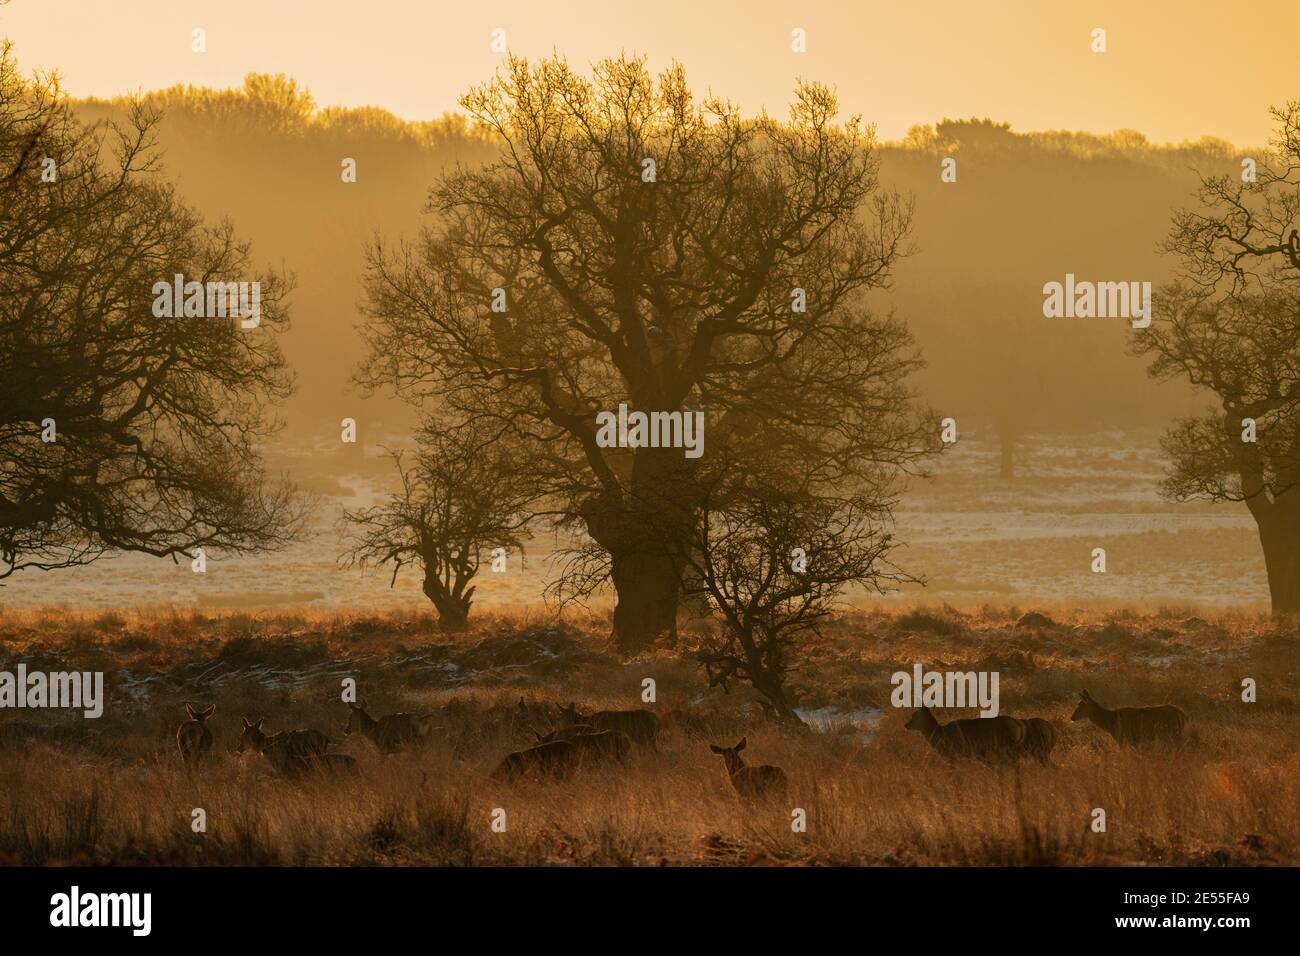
358, 54, 933, 650
0, 43, 303, 579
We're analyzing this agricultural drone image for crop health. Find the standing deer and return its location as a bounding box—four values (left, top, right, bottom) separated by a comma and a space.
491, 739, 579, 782
237, 717, 335, 777
1070, 689, 1186, 746
558, 702, 659, 748
176, 703, 215, 767
709, 738, 788, 800
344, 700, 435, 753
904, 706, 1026, 761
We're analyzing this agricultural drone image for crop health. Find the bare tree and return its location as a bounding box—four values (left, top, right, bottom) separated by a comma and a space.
685, 463, 912, 723
357, 54, 928, 652
341, 421, 537, 629
1134, 102, 1300, 611
0, 44, 302, 580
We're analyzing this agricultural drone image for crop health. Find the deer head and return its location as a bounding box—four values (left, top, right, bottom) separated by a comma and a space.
904, 706, 937, 733
1071, 690, 1099, 722
237, 716, 266, 753
185, 702, 215, 722
709, 737, 748, 776
557, 701, 584, 726
344, 700, 371, 736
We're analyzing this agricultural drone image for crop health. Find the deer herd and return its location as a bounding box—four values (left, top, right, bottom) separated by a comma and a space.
175, 689, 1188, 800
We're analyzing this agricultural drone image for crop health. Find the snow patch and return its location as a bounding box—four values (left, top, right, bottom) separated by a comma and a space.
795, 706, 883, 744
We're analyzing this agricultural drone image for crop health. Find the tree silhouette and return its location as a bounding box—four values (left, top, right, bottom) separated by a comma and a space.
358, 54, 931, 652
0, 44, 302, 579
684, 438, 915, 722
1135, 102, 1300, 611
340, 420, 538, 630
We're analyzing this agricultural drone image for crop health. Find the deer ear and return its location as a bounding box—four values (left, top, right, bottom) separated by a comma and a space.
709, 745, 724, 754
186, 703, 198, 720
254, 718, 264, 730
736, 737, 747, 751
203, 704, 216, 719
242, 716, 253, 728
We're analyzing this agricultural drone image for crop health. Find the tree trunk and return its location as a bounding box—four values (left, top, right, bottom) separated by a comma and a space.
736, 630, 805, 725
432, 598, 470, 632
423, 568, 470, 631
1257, 512, 1300, 613
608, 543, 681, 653
749, 669, 804, 725
758, 680, 803, 724
582, 472, 691, 655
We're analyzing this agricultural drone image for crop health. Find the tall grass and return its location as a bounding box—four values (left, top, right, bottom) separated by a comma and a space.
0, 604, 1293, 865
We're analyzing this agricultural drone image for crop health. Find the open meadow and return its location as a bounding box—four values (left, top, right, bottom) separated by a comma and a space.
0, 604, 1293, 866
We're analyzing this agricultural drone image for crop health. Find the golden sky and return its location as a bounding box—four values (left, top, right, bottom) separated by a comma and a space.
4, 0, 1295, 146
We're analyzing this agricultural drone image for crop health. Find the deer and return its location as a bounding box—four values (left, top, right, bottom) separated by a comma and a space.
904, 706, 1026, 761
515, 696, 555, 742
343, 700, 435, 754
237, 717, 335, 777
557, 701, 659, 748
176, 703, 216, 767
516, 696, 552, 725
1070, 689, 1186, 746
709, 738, 788, 800
491, 739, 579, 782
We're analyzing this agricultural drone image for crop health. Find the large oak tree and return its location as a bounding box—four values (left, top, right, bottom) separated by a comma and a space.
359, 55, 931, 651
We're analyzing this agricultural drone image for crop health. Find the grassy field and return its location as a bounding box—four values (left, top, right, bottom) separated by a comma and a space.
0, 603, 1294, 866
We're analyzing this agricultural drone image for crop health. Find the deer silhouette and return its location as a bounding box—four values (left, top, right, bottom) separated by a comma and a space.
176, 703, 215, 767
1070, 689, 1185, 746
709, 738, 788, 800
557, 702, 658, 748
344, 700, 435, 754
904, 706, 1026, 761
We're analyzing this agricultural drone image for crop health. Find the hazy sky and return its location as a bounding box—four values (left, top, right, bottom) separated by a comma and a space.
3, 0, 1294, 146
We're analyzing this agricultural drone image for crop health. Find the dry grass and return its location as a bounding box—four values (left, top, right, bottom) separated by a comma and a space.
0, 603, 1294, 866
